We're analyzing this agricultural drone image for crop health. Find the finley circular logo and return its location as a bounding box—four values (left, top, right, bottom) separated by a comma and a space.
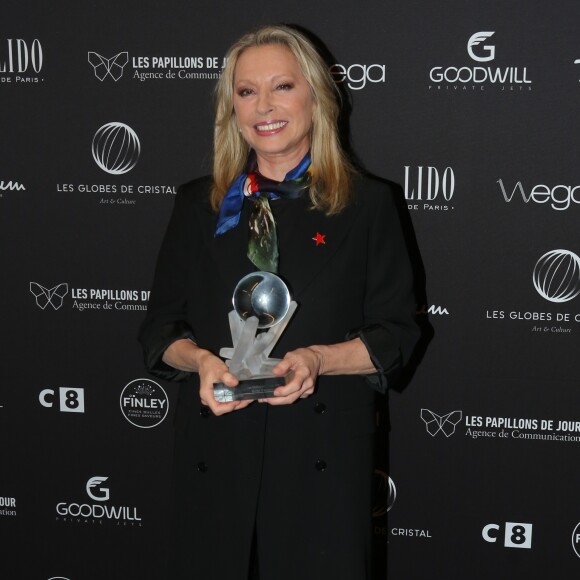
372, 470, 396, 518
572, 522, 580, 558
92, 122, 141, 175
120, 378, 168, 428
533, 249, 580, 303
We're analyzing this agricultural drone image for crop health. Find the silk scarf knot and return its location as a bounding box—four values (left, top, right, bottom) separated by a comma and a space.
215, 152, 311, 273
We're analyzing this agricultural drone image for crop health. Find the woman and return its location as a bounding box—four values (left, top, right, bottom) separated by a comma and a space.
140, 24, 418, 580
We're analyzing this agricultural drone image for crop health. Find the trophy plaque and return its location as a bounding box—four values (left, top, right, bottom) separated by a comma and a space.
213, 272, 297, 403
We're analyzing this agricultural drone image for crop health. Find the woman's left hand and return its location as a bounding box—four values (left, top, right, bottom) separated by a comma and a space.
265, 347, 324, 405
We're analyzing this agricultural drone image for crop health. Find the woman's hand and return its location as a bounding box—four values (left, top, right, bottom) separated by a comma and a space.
196, 350, 253, 415
265, 347, 324, 405
163, 339, 253, 415
263, 338, 377, 405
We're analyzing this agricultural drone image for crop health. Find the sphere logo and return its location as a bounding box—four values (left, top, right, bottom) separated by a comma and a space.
372, 471, 396, 518
533, 249, 580, 303
92, 122, 140, 175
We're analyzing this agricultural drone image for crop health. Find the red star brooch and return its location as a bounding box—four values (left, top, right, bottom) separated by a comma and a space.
312, 232, 326, 246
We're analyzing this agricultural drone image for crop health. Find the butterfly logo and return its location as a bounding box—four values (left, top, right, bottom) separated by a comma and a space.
29, 282, 69, 310
420, 409, 463, 437
87, 51, 129, 81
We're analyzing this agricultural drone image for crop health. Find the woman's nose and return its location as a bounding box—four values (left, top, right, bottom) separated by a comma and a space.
256, 91, 273, 115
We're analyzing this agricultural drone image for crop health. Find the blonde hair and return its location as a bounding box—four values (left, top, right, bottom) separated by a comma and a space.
211, 25, 354, 214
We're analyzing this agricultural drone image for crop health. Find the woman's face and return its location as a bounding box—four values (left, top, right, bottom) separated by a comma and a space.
233, 44, 315, 172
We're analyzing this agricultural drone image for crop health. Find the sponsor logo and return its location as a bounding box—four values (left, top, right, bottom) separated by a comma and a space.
533, 250, 580, 303
92, 122, 140, 175
485, 249, 580, 334
417, 304, 450, 316
572, 522, 580, 558
88, 51, 129, 81
497, 178, 580, 211
39, 388, 85, 413
464, 413, 580, 442
482, 522, 533, 549
0, 38, 43, 83
30, 282, 69, 310
405, 165, 455, 211
120, 379, 169, 429
0, 180, 25, 197
0, 496, 17, 516
371, 476, 433, 540
86, 476, 109, 501
467, 31, 496, 62
56, 476, 142, 526
429, 31, 532, 92
329, 63, 386, 90
88, 49, 225, 82
56, 123, 176, 205
372, 471, 396, 517
30, 281, 149, 312
421, 409, 462, 437
390, 528, 432, 538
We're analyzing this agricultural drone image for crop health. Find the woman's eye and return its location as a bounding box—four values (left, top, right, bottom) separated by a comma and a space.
276, 83, 293, 91
237, 88, 254, 97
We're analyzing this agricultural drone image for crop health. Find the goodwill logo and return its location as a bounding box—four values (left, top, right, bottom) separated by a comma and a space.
485, 249, 580, 335
56, 476, 142, 526
0, 38, 43, 83
429, 31, 532, 92
29, 281, 149, 312
422, 408, 580, 443
88, 49, 225, 82
86, 476, 109, 501
120, 379, 169, 428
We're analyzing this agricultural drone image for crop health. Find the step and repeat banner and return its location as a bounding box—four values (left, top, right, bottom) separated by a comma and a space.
2, 1, 579, 578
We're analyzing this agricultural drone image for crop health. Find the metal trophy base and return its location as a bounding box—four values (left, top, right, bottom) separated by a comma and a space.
214, 375, 287, 403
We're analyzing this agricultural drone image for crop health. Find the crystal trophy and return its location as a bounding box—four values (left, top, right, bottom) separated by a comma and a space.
213, 272, 297, 403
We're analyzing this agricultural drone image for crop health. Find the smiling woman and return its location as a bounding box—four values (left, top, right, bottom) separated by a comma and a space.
139, 24, 419, 580
232, 44, 315, 180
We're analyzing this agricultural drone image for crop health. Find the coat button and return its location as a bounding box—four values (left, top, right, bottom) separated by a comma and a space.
314, 402, 327, 414
197, 462, 208, 473
315, 460, 327, 471
200, 406, 210, 418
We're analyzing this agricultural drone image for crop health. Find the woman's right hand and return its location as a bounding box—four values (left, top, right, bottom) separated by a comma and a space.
162, 339, 252, 415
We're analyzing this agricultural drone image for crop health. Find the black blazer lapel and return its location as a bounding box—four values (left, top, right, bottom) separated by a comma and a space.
280, 200, 361, 298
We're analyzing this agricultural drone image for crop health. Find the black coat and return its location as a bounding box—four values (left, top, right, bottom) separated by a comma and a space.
139, 173, 418, 580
